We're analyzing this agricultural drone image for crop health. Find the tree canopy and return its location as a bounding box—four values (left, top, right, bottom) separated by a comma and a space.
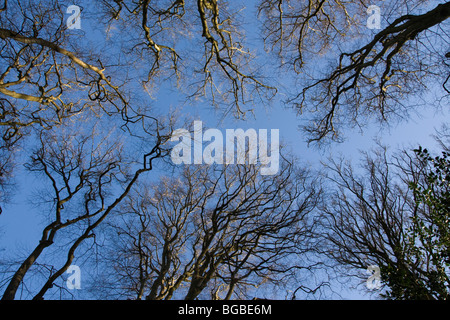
0, 0, 449, 300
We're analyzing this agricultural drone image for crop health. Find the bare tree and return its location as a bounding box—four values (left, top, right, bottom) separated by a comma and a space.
98, 157, 321, 300
1, 113, 166, 300
0, 0, 166, 216
0, 0, 132, 148
96, 0, 277, 118
258, 0, 450, 143
1, 0, 448, 301
1, 0, 449, 145
320, 140, 450, 299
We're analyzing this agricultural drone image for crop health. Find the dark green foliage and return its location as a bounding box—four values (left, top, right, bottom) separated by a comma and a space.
382, 147, 450, 300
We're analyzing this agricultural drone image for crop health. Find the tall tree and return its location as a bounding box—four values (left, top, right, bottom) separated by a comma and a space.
321, 139, 450, 299
96, 159, 321, 300
1, 0, 449, 300
1, 111, 167, 301
259, 0, 450, 143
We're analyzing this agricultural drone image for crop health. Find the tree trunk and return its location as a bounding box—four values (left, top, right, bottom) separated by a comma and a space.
2, 241, 50, 300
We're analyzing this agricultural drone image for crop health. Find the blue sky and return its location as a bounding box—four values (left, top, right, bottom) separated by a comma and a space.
2, 85, 446, 299
1, 0, 449, 300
